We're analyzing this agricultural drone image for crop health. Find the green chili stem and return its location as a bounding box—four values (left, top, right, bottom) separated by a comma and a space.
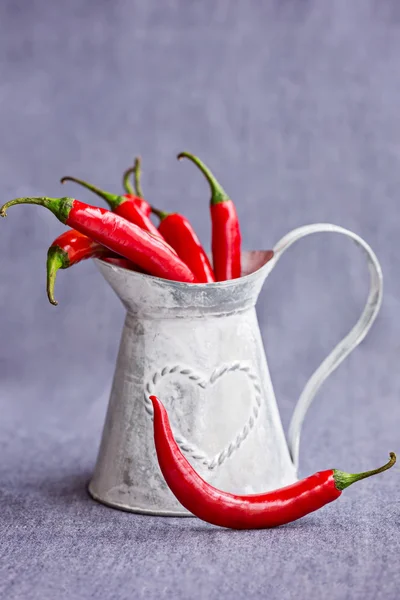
0, 197, 73, 222
133, 157, 143, 198
151, 206, 168, 221
177, 152, 229, 205
122, 165, 135, 195
46, 246, 69, 306
334, 452, 396, 491
121, 157, 143, 197
60, 176, 122, 210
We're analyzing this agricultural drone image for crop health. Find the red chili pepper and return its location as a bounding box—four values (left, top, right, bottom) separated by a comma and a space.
46, 229, 110, 306
178, 152, 241, 282
60, 172, 162, 239
0, 198, 198, 284
122, 157, 152, 218
46, 229, 140, 306
152, 207, 215, 283
149, 395, 396, 530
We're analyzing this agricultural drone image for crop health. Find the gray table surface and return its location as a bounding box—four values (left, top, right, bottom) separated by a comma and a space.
1, 1, 399, 598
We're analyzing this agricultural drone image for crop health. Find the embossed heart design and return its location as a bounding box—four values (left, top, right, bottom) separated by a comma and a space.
144, 361, 262, 470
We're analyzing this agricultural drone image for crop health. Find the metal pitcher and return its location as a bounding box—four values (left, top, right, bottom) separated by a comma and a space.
88, 223, 383, 515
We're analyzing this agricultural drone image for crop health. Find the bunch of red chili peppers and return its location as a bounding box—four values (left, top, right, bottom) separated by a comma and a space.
1, 154, 396, 530
0, 152, 245, 305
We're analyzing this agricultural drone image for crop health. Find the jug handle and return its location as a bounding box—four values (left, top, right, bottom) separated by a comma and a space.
270, 223, 383, 470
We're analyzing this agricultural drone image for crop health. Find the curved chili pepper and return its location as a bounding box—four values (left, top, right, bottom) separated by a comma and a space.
46, 229, 110, 306
152, 206, 215, 283
122, 157, 152, 217
178, 152, 241, 282
60, 174, 162, 239
46, 230, 140, 306
0, 198, 198, 284
149, 395, 396, 530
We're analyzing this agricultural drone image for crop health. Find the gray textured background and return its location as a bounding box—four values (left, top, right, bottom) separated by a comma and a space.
1, 1, 399, 599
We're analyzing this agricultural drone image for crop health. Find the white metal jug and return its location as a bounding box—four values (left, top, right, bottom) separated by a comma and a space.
88, 223, 383, 515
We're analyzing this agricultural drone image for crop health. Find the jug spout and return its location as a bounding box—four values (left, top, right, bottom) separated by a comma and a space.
241, 250, 275, 278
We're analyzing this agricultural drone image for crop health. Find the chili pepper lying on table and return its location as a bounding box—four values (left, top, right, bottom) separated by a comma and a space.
46, 229, 140, 306
0, 197, 198, 283
149, 395, 396, 530
60, 172, 162, 239
178, 152, 241, 282
122, 157, 152, 218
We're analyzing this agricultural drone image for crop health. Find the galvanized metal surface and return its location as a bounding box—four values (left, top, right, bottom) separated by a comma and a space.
89, 224, 383, 515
